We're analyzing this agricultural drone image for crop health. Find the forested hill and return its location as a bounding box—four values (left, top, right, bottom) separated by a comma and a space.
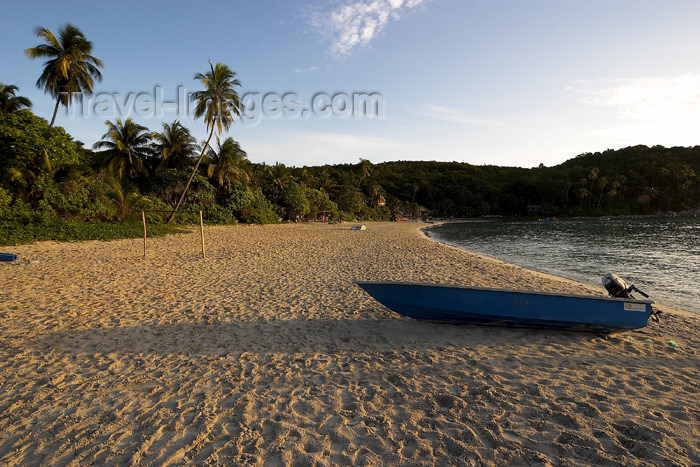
1, 109, 699, 238
324, 145, 700, 218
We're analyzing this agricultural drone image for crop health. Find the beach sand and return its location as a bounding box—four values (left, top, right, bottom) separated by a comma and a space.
1, 222, 698, 466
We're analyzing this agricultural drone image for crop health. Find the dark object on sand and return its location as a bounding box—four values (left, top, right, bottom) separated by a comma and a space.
356, 275, 657, 333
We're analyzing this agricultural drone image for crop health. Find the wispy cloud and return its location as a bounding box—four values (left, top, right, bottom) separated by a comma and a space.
567, 74, 700, 146
418, 104, 500, 126
567, 74, 700, 122
294, 66, 318, 74
307, 0, 429, 58
246, 130, 406, 166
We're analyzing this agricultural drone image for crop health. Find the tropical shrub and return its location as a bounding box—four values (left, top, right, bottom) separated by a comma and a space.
304, 187, 338, 220
281, 183, 310, 220
221, 184, 279, 224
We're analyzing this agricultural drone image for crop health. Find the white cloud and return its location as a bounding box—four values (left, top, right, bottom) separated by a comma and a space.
567, 74, 700, 122
245, 130, 408, 166
294, 66, 318, 74
307, 0, 428, 58
566, 74, 700, 148
418, 104, 501, 126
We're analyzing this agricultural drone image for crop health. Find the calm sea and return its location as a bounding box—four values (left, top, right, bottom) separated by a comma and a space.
427, 217, 700, 314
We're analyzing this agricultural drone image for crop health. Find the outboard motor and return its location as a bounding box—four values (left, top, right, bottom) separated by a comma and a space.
602, 273, 661, 322
602, 273, 649, 299
602, 273, 631, 298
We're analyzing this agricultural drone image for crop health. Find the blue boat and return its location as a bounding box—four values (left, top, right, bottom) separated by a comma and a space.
355, 279, 656, 332
0, 252, 18, 262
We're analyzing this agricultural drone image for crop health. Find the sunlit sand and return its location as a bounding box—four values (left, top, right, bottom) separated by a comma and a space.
1, 222, 698, 465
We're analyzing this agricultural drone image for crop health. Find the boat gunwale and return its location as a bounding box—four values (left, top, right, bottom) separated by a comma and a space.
354, 280, 655, 305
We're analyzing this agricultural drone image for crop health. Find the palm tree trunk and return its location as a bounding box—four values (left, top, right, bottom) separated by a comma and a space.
166, 126, 215, 224
49, 99, 60, 127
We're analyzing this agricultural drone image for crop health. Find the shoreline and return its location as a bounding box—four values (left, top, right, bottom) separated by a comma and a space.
420, 221, 697, 319
1, 222, 698, 465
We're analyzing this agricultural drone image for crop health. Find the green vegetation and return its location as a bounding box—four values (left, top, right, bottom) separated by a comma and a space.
2, 23, 698, 246
0, 214, 180, 246
2, 101, 700, 246
0, 84, 32, 116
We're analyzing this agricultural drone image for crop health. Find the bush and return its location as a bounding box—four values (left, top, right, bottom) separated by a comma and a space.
202, 203, 237, 225
148, 169, 216, 207
0, 211, 182, 246
281, 183, 310, 220
304, 187, 338, 220
220, 184, 279, 224
0, 186, 11, 215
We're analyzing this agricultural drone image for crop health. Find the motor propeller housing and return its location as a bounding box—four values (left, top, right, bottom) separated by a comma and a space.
602, 273, 629, 297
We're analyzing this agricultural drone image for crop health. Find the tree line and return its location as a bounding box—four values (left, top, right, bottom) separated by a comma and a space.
3, 100, 698, 226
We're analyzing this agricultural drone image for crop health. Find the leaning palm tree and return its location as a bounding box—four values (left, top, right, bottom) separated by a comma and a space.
207, 136, 249, 191
167, 61, 242, 224
151, 120, 199, 172
25, 24, 104, 127
93, 118, 152, 180
0, 83, 32, 116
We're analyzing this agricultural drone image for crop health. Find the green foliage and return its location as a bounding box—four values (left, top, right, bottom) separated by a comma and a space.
328, 185, 365, 215
281, 183, 310, 220
25, 23, 104, 126
0, 110, 84, 175
147, 169, 215, 207
220, 184, 279, 224
0, 110, 107, 219
206, 136, 249, 190
0, 186, 11, 214
312, 146, 700, 218
202, 203, 237, 225
190, 62, 243, 134
93, 118, 152, 180
304, 187, 338, 220
0, 83, 32, 116
3, 102, 699, 247
152, 120, 198, 172
0, 211, 180, 246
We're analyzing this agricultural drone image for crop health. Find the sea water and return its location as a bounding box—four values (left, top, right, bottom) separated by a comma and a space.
427, 217, 700, 314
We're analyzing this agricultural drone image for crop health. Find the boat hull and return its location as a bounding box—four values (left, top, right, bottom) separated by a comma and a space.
356, 281, 653, 332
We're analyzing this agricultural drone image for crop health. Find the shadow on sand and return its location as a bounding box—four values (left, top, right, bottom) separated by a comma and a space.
29, 316, 620, 359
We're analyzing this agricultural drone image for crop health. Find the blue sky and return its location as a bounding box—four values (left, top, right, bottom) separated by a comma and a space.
2, 0, 700, 168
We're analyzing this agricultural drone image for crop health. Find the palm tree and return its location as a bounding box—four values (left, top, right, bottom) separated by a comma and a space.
151, 120, 199, 172
269, 162, 293, 204
93, 118, 152, 180
167, 61, 242, 224
317, 169, 336, 193
249, 162, 270, 189
587, 167, 599, 208
295, 167, 315, 188
0, 83, 32, 116
207, 136, 249, 191
357, 158, 372, 188
25, 23, 104, 127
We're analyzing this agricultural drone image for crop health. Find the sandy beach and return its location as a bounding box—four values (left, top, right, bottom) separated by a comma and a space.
1, 221, 698, 466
